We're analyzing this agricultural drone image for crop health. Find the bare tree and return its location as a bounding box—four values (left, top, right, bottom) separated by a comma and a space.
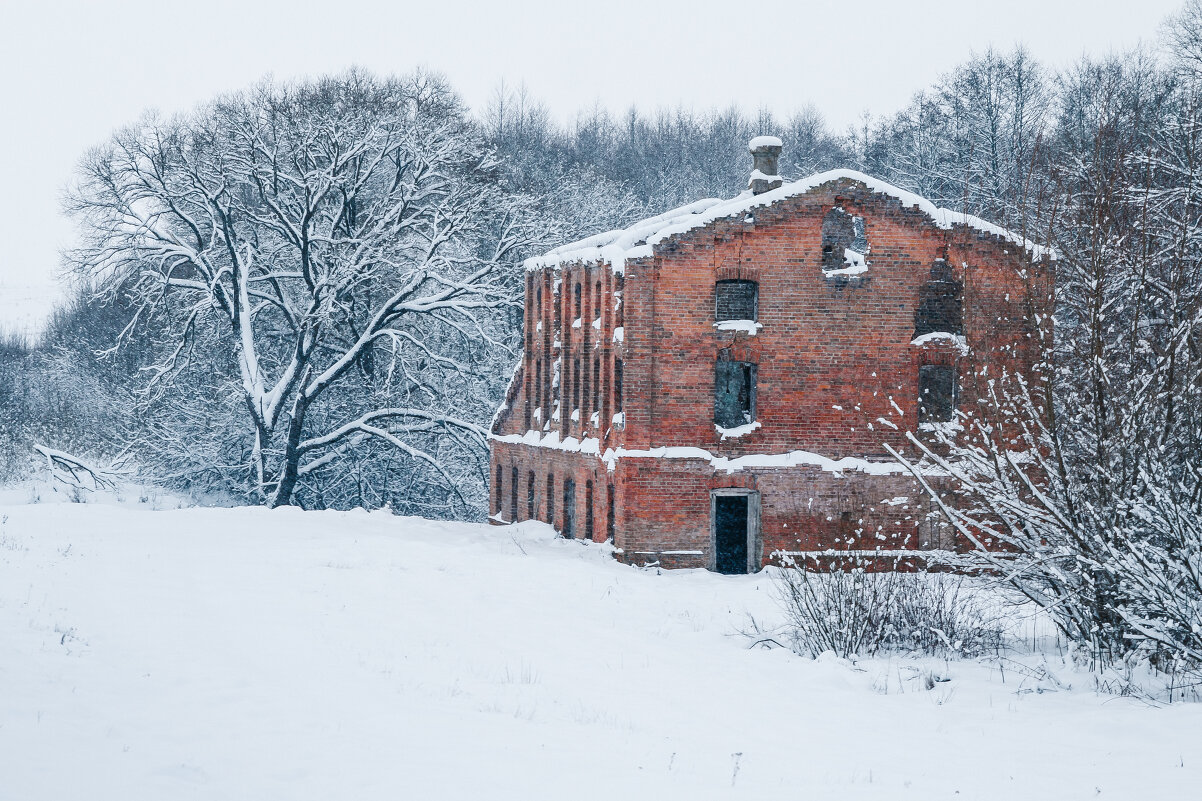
67, 70, 541, 509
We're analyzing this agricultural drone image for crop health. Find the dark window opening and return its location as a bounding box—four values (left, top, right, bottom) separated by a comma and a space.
821, 207, 865, 271
562, 479, 576, 538
510, 466, 519, 521
592, 357, 601, 416
614, 359, 624, 414
527, 471, 535, 520
594, 281, 602, 323
537, 284, 542, 312
606, 484, 615, 543
585, 480, 595, 541
715, 279, 758, 322
494, 464, 503, 517
918, 364, 957, 423
534, 359, 542, 420
914, 259, 964, 337
714, 495, 750, 575
581, 354, 591, 423
572, 357, 581, 415
574, 283, 582, 319
546, 473, 555, 523
715, 360, 757, 429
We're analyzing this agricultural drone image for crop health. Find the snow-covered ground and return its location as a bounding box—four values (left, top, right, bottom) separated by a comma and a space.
1, 501, 1199, 800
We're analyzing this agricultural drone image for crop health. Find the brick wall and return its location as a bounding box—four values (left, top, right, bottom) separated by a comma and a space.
490, 177, 1047, 571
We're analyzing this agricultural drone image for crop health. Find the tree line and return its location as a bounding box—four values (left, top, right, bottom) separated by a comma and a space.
1, 0, 1201, 678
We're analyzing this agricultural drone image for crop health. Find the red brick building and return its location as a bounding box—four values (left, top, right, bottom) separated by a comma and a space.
490, 138, 1048, 573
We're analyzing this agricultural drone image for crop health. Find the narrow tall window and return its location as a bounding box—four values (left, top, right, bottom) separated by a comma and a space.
527, 471, 536, 520
594, 281, 602, 323
546, 473, 555, 523
606, 484, 616, 543
574, 283, 582, 319
494, 464, 504, 517
510, 466, 519, 521
585, 480, 595, 541
562, 479, 576, 539
573, 357, 581, 413
715, 360, 757, 428
534, 359, 542, 420
592, 357, 601, 413
581, 354, 591, 424
715, 279, 758, 321
918, 364, 957, 423
614, 359, 624, 413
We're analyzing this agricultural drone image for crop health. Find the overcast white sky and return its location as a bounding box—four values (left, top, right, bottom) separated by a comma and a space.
0, 0, 1184, 335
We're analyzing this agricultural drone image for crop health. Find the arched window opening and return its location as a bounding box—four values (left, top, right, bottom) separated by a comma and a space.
527, 471, 536, 520
546, 473, 555, 523
574, 282, 582, 320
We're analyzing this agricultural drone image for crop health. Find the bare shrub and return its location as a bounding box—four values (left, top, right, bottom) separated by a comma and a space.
771, 554, 1004, 659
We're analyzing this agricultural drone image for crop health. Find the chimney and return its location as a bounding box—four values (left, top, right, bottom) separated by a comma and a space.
748, 135, 783, 195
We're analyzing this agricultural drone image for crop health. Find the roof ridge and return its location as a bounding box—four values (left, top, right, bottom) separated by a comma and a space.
524, 168, 1053, 274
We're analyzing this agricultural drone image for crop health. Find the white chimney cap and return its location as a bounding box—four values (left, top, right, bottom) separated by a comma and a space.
748, 135, 783, 150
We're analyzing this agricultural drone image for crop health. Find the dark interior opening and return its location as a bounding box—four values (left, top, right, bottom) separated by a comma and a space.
715, 360, 756, 428
918, 364, 957, 423
714, 495, 750, 574
562, 479, 576, 539
715, 279, 758, 321
914, 260, 964, 337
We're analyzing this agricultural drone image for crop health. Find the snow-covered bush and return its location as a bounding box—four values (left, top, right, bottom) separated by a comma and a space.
771, 555, 1003, 659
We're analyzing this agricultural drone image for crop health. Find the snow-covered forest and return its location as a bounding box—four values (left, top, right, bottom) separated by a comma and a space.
4, 0, 1202, 703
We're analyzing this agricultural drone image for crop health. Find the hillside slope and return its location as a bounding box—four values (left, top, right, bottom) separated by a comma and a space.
0, 503, 1198, 799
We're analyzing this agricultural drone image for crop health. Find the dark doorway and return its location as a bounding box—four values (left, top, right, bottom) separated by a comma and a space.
562, 479, 576, 539
714, 495, 749, 574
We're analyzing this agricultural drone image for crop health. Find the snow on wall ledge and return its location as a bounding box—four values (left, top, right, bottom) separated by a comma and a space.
490, 430, 907, 476
524, 168, 1054, 274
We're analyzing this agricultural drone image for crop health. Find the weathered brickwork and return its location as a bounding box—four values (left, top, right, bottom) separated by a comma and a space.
490, 172, 1047, 573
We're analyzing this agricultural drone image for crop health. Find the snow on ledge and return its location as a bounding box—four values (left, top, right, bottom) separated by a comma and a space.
524, 168, 1054, 275
823, 248, 868, 277
911, 331, 968, 354
715, 421, 761, 440
489, 430, 907, 476
713, 320, 762, 334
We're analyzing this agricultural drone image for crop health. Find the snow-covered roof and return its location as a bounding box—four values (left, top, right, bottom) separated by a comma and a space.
524, 168, 1053, 274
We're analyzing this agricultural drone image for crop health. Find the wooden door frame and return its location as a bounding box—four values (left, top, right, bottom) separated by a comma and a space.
709, 488, 762, 574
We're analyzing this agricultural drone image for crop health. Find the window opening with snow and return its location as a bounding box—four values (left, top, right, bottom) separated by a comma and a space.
918, 364, 957, 423
821, 207, 868, 272
715, 358, 757, 429
715, 279, 758, 322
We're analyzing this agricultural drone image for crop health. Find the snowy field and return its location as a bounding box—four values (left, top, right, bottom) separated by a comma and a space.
1, 500, 1199, 800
